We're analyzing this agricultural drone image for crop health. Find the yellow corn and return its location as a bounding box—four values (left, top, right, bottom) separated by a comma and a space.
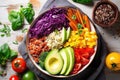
64, 28, 97, 48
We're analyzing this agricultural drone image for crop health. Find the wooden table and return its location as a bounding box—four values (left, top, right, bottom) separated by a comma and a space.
0, 0, 120, 80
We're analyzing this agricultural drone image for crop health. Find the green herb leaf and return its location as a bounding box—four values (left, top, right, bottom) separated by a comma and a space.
77, 23, 82, 29
8, 10, 24, 30
9, 49, 18, 60
0, 34, 5, 37
72, 15, 76, 20
13, 41, 18, 45
22, 28, 28, 33
20, 3, 35, 24
0, 24, 11, 37
0, 43, 11, 66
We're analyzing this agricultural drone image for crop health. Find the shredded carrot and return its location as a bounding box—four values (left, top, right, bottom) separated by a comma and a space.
84, 15, 91, 31
69, 22, 77, 30
65, 9, 78, 31
65, 8, 91, 31
76, 9, 85, 28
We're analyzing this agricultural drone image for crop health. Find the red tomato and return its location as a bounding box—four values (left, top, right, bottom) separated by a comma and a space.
75, 51, 81, 63
12, 58, 27, 73
81, 52, 90, 59
9, 75, 19, 80
86, 48, 94, 56
70, 63, 82, 74
81, 56, 89, 66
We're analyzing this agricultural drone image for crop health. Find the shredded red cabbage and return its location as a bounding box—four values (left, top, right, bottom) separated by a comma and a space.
29, 7, 69, 38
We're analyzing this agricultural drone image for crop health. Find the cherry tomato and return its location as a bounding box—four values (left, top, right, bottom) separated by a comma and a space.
70, 63, 82, 74
12, 58, 27, 73
81, 52, 90, 59
85, 48, 94, 56
9, 75, 19, 80
81, 56, 89, 66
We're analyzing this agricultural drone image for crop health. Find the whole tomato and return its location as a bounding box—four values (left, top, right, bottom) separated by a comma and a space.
9, 75, 19, 80
12, 58, 27, 73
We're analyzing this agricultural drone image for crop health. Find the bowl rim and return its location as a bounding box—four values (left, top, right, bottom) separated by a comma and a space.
92, 0, 119, 27
26, 6, 98, 78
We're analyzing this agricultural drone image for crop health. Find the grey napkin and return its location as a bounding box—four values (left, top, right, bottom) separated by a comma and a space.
18, 0, 108, 80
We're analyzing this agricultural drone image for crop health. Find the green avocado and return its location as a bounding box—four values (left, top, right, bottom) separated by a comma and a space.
66, 27, 71, 40
44, 49, 63, 75
59, 48, 70, 75
62, 27, 67, 43
65, 47, 75, 75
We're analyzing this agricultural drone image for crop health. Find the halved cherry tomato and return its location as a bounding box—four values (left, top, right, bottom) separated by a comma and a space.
81, 56, 89, 66
70, 63, 82, 74
71, 48, 93, 74
12, 58, 27, 73
81, 52, 90, 59
9, 75, 19, 80
85, 48, 94, 56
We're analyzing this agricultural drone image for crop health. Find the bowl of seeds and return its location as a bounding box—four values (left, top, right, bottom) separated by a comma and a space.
92, 0, 119, 27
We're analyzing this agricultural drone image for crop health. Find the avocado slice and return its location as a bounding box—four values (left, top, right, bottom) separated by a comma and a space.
66, 27, 71, 40
59, 48, 70, 75
44, 49, 63, 75
64, 47, 75, 75
61, 27, 67, 43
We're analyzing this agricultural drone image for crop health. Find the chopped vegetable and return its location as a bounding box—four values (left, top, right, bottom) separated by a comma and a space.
66, 8, 91, 31
22, 28, 28, 33
28, 37, 50, 63
29, 8, 69, 38
39, 52, 49, 69
70, 48, 94, 74
64, 28, 97, 48
13, 41, 19, 45
0, 43, 18, 66
8, 10, 24, 30
0, 24, 11, 37
45, 31, 63, 49
20, 3, 35, 24
83, 15, 91, 31
72, 0, 92, 4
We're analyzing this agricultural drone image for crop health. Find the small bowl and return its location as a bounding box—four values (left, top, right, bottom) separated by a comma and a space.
92, 0, 119, 27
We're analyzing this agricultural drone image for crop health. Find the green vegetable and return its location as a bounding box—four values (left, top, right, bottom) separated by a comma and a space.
72, 0, 92, 4
39, 52, 48, 69
22, 70, 37, 80
0, 22, 2, 25
8, 10, 24, 30
20, 3, 35, 24
0, 24, 11, 37
0, 43, 18, 66
0, 70, 7, 76
12, 41, 18, 45
22, 28, 28, 33
72, 15, 76, 20
9, 49, 18, 60
0, 43, 11, 66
